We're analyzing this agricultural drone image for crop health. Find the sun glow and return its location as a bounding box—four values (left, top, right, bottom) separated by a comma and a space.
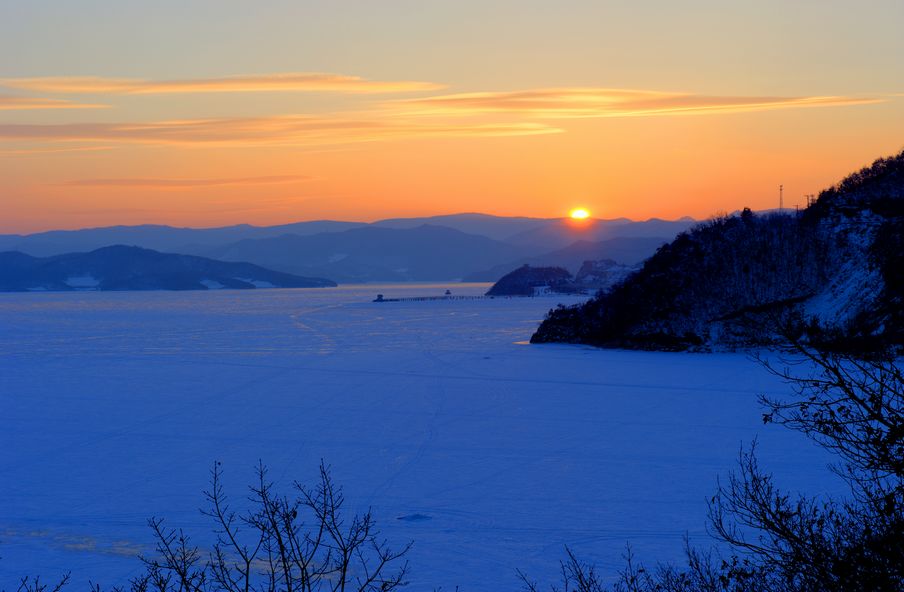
569, 208, 590, 220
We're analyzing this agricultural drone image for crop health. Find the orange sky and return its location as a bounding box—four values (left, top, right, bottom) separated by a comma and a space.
1, 1, 903, 233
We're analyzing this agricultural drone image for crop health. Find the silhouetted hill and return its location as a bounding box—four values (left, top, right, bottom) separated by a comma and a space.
0, 245, 336, 292
809, 151, 904, 216
532, 149, 904, 351
486, 265, 577, 296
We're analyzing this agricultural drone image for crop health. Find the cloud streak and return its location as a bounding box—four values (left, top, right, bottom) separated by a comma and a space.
391, 88, 882, 118
0, 146, 114, 155
2, 73, 445, 95
62, 175, 312, 189
0, 115, 560, 146
0, 94, 106, 110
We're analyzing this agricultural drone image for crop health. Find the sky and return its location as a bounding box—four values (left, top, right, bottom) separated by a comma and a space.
1, 0, 903, 233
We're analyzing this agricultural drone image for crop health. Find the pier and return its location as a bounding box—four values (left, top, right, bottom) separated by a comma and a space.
373, 294, 492, 303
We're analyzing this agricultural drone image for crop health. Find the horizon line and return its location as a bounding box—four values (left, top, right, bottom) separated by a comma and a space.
1, 212, 716, 236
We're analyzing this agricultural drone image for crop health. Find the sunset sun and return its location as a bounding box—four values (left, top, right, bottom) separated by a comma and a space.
569, 208, 590, 220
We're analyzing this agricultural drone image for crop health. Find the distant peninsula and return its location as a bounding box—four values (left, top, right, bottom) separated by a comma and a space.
486, 260, 637, 297
0, 245, 336, 292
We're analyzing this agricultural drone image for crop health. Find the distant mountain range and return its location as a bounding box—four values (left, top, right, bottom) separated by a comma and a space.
0, 214, 697, 285
532, 149, 904, 351
0, 245, 336, 292
0, 220, 366, 257
204, 225, 530, 283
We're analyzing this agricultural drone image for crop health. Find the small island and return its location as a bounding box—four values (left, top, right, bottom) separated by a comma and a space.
485, 265, 578, 296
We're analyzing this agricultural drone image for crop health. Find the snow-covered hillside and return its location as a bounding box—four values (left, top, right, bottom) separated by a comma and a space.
534, 150, 904, 351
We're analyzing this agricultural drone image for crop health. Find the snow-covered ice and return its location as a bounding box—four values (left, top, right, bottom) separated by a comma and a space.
64, 275, 100, 290
0, 284, 841, 589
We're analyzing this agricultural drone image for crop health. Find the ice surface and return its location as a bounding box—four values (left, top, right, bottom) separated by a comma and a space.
0, 285, 841, 589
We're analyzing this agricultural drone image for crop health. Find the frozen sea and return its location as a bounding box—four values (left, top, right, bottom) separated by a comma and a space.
0, 284, 840, 589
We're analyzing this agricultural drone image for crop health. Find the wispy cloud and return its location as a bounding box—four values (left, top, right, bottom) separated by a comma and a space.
2, 73, 445, 95
62, 175, 312, 188
0, 145, 114, 155
390, 88, 882, 118
0, 94, 106, 110
0, 115, 559, 146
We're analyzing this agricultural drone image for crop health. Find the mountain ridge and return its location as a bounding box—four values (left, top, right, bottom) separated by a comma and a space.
0, 245, 336, 292
0, 214, 696, 284
209, 224, 531, 283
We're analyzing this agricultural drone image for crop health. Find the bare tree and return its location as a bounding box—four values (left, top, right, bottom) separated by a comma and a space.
759, 342, 904, 483
517, 546, 606, 592
9, 575, 71, 592
126, 461, 411, 592
521, 339, 904, 592
706, 340, 904, 591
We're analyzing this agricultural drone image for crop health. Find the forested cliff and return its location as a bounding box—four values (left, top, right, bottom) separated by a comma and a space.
532, 150, 904, 351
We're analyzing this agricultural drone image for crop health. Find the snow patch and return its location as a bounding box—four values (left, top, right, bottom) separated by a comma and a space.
65, 275, 99, 289
235, 278, 276, 288
200, 279, 225, 290
805, 263, 883, 326
532, 285, 559, 295
805, 211, 885, 329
